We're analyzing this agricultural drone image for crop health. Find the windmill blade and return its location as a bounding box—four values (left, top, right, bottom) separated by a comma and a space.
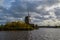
26, 2, 30, 16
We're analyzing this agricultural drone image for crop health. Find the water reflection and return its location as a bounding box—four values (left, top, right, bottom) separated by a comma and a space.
0, 28, 60, 40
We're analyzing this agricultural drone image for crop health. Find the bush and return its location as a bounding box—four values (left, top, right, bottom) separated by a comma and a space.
4, 21, 33, 30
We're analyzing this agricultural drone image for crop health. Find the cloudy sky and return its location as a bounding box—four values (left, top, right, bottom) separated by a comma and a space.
0, 0, 60, 26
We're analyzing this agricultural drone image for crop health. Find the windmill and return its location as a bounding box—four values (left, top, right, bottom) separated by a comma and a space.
24, 2, 37, 28
25, 3, 31, 24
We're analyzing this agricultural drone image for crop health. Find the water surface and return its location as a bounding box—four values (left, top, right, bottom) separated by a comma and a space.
0, 28, 60, 40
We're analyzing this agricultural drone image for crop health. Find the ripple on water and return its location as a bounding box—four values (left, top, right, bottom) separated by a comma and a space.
0, 28, 60, 40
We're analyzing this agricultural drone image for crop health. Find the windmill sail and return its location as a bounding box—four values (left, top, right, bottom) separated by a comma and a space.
27, 3, 30, 16
24, 3, 30, 24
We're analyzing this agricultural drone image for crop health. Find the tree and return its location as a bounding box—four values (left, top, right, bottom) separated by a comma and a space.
4, 21, 33, 30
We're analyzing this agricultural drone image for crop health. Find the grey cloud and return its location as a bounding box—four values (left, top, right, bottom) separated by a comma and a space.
55, 8, 60, 15
0, 0, 60, 25
9, 0, 60, 22
54, 8, 60, 19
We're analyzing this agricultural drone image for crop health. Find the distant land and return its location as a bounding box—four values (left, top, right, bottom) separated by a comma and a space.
0, 14, 60, 31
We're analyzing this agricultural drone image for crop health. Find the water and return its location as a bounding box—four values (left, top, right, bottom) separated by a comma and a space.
0, 28, 60, 40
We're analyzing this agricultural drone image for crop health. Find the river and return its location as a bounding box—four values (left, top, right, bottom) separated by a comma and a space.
0, 28, 60, 40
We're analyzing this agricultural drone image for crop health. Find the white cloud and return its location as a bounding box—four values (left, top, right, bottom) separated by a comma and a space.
43, 15, 50, 18
44, 4, 60, 11
39, 19, 60, 26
